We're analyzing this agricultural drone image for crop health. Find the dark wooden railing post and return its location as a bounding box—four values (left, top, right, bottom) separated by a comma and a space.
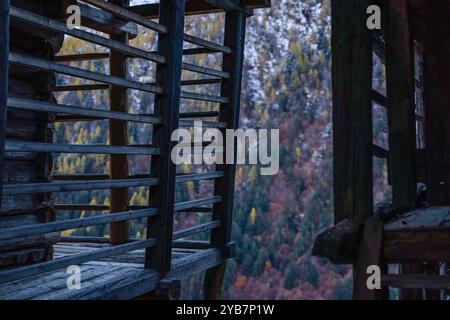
424, 1, 450, 205
204, 10, 247, 300
145, 0, 185, 274
330, 0, 374, 299
384, 0, 417, 212
109, 0, 130, 245
383, 0, 420, 300
0, 0, 10, 210
332, 0, 373, 226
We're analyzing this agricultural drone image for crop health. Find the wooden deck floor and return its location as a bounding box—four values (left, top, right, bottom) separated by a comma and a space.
0, 243, 223, 300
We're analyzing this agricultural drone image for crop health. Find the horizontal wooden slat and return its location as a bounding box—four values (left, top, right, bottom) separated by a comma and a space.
5, 140, 160, 155
129, 0, 270, 18
180, 91, 228, 103
183, 34, 232, 54
181, 79, 222, 86
2, 178, 159, 195
54, 205, 110, 211
76, 1, 138, 37
373, 144, 389, 159
203, 0, 252, 15
53, 84, 110, 92
174, 196, 222, 212
172, 240, 211, 249
372, 89, 388, 107
176, 171, 224, 183
179, 111, 220, 118
10, 6, 165, 64
179, 119, 227, 128
7, 97, 161, 125
9, 53, 163, 94
182, 47, 220, 55
0, 239, 157, 285
182, 62, 230, 78
172, 221, 221, 240
82, 0, 168, 34
55, 53, 110, 62
0, 208, 158, 241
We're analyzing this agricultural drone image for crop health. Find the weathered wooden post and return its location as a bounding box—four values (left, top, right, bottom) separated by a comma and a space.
145, 0, 185, 274
109, 0, 130, 245
383, 0, 419, 300
331, 0, 375, 299
0, 0, 10, 209
424, 1, 450, 206
204, 9, 247, 300
332, 0, 373, 226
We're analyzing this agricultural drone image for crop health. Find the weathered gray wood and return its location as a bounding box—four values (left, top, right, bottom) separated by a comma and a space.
9, 53, 163, 94
0, 239, 156, 285
174, 196, 222, 212
10, 6, 163, 63
74, 1, 139, 38
383, 0, 417, 211
109, 0, 131, 245
384, 207, 450, 232
130, 0, 270, 18
5, 140, 160, 155
3, 177, 159, 195
182, 62, 230, 79
7, 97, 161, 125
82, 0, 168, 33
203, 0, 252, 15
183, 34, 232, 54
173, 221, 220, 240
181, 91, 228, 104
0, 208, 158, 241
145, 0, 185, 275
332, 0, 373, 224
312, 218, 362, 264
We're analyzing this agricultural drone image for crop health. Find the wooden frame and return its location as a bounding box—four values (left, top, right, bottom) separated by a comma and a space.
144, 0, 186, 275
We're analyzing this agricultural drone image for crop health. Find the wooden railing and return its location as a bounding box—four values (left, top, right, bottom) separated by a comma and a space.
0, 0, 258, 287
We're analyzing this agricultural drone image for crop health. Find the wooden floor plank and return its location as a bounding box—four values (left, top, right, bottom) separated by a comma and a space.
0, 243, 224, 300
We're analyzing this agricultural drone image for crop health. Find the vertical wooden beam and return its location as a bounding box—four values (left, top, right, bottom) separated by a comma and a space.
423, 1, 450, 205
204, 10, 247, 300
383, 0, 417, 211
0, 0, 9, 209
332, 0, 373, 225
109, 0, 130, 245
145, 0, 185, 274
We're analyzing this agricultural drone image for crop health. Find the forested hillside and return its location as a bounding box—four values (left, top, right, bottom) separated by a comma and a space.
53, 0, 388, 299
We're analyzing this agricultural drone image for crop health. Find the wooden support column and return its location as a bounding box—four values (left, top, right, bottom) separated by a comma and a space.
423, 1, 450, 205
145, 0, 185, 274
331, 0, 373, 226
0, 0, 10, 208
204, 10, 247, 300
109, 0, 130, 245
383, 0, 420, 300
383, 0, 417, 211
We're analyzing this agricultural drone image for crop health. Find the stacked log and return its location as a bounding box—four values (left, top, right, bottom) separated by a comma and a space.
0, 0, 67, 269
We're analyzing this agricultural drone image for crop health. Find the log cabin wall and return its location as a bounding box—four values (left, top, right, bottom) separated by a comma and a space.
0, 0, 66, 268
